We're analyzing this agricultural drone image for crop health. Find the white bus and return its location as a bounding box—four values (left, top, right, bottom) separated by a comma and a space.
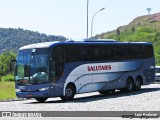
12, 39, 155, 102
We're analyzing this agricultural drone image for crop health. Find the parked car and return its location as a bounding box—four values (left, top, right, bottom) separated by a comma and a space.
155, 66, 160, 82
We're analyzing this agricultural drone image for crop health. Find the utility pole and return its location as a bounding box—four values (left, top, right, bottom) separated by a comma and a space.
91, 8, 105, 38
87, 0, 89, 39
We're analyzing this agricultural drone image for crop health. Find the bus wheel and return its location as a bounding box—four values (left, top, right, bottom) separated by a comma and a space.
35, 98, 48, 103
134, 77, 142, 91
60, 84, 76, 101
125, 78, 134, 92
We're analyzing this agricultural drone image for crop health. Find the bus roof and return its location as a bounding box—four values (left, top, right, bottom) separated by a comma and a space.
19, 39, 152, 50
19, 41, 59, 50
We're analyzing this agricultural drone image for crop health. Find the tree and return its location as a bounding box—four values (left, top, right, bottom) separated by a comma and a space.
0, 52, 16, 75
146, 8, 152, 15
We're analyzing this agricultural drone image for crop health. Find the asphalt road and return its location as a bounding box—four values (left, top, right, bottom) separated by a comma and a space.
0, 83, 160, 112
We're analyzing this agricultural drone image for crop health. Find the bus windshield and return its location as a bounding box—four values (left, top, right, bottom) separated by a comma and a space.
15, 48, 49, 84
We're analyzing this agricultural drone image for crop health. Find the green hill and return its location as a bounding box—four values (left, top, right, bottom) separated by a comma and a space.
0, 28, 67, 53
0, 28, 67, 76
95, 12, 160, 65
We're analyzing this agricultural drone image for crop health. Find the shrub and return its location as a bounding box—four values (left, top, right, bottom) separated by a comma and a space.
138, 26, 156, 33
2, 74, 14, 82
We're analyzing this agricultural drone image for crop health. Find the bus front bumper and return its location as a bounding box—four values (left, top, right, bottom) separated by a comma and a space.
16, 90, 50, 98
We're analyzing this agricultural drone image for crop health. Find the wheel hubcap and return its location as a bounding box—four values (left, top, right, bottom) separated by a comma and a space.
66, 88, 72, 97
128, 81, 132, 90
136, 81, 140, 88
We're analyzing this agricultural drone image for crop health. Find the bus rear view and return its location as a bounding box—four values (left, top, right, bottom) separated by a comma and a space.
12, 40, 155, 102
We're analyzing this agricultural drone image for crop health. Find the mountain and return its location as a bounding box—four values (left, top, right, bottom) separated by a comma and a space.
95, 12, 160, 41
0, 28, 67, 53
95, 12, 160, 65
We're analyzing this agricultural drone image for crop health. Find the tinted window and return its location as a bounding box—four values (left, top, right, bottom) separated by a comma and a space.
79, 45, 93, 61
65, 43, 153, 63
66, 45, 80, 63
66, 45, 93, 63
141, 45, 153, 58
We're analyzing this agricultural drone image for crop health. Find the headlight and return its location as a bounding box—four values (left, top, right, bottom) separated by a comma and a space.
15, 89, 21, 92
39, 87, 49, 91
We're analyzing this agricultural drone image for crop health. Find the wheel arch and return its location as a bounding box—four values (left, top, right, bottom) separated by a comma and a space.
63, 82, 77, 96
127, 76, 134, 82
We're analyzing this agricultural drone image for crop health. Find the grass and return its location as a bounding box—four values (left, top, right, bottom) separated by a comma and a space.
1, 74, 14, 82
0, 82, 16, 100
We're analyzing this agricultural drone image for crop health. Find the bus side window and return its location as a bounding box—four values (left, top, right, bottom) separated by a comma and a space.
80, 46, 93, 61
93, 46, 100, 61
142, 45, 153, 58
66, 45, 80, 63
101, 45, 113, 60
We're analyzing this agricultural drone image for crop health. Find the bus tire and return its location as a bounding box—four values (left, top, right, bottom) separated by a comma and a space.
125, 78, 134, 92
60, 84, 76, 101
35, 97, 48, 103
134, 77, 142, 91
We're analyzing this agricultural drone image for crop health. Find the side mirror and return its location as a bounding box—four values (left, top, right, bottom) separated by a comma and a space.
10, 60, 16, 73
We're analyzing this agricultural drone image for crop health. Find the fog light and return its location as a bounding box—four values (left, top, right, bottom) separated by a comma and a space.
15, 89, 21, 92
39, 87, 49, 91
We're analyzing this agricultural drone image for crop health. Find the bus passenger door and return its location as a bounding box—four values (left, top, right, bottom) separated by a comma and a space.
49, 46, 65, 96
51, 46, 65, 81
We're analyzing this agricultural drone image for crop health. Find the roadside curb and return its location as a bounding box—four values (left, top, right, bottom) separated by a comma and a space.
0, 98, 33, 102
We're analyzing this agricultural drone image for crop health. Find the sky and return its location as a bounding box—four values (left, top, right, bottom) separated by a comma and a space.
0, 0, 160, 39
